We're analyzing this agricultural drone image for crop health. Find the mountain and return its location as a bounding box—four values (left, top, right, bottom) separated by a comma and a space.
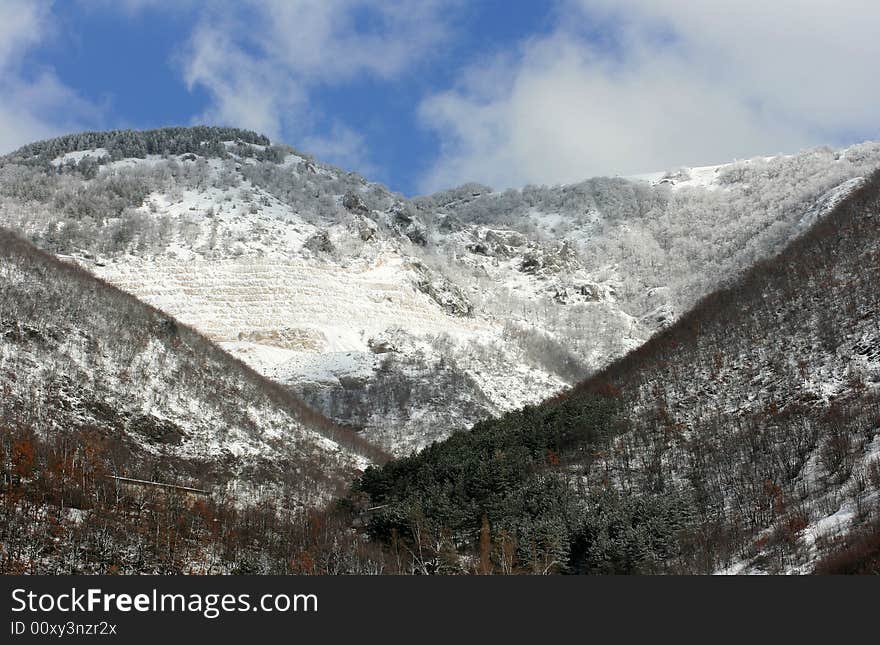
3, 127, 879, 457
3, 126, 880, 575
353, 170, 880, 575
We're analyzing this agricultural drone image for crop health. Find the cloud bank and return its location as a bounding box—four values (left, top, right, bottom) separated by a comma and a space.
418, 0, 880, 191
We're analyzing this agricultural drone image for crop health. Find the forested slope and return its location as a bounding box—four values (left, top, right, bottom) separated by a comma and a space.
354, 171, 880, 574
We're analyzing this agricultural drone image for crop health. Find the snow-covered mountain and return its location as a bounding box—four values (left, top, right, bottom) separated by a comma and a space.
2, 128, 880, 456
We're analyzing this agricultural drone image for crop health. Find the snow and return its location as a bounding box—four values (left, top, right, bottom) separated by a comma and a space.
271, 349, 377, 384
631, 155, 789, 191
797, 177, 866, 230
31, 138, 880, 460
50, 148, 108, 166
628, 163, 729, 191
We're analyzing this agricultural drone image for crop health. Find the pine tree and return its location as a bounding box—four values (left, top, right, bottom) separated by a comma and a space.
479, 513, 492, 574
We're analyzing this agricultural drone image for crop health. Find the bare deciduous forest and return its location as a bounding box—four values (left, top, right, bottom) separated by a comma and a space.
0, 227, 388, 573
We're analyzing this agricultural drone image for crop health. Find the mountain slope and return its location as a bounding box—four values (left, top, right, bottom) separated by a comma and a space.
2, 128, 880, 456
354, 170, 880, 574
581, 170, 880, 574
0, 227, 383, 506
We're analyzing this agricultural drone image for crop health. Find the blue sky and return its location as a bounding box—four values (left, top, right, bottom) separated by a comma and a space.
2, 1, 880, 195
32, 2, 551, 192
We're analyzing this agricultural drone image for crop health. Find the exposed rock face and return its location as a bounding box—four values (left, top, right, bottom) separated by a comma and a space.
342, 190, 369, 215
288, 335, 498, 454
577, 283, 600, 300
519, 254, 541, 274
412, 261, 473, 317
388, 203, 428, 246
368, 337, 397, 354
304, 230, 333, 254
354, 215, 377, 241
237, 327, 326, 351
641, 303, 675, 329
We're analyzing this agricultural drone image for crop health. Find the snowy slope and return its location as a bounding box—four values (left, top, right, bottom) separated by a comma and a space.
0, 228, 378, 508
579, 171, 880, 573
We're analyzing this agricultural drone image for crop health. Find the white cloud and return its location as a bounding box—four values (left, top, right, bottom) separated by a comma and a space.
180, 0, 458, 172
0, 72, 98, 153
181, 20, 304, 140
0, 0, 47, 67
83, 0, 196, 11
418, 0, 880, 192
0, 1, 100, 153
